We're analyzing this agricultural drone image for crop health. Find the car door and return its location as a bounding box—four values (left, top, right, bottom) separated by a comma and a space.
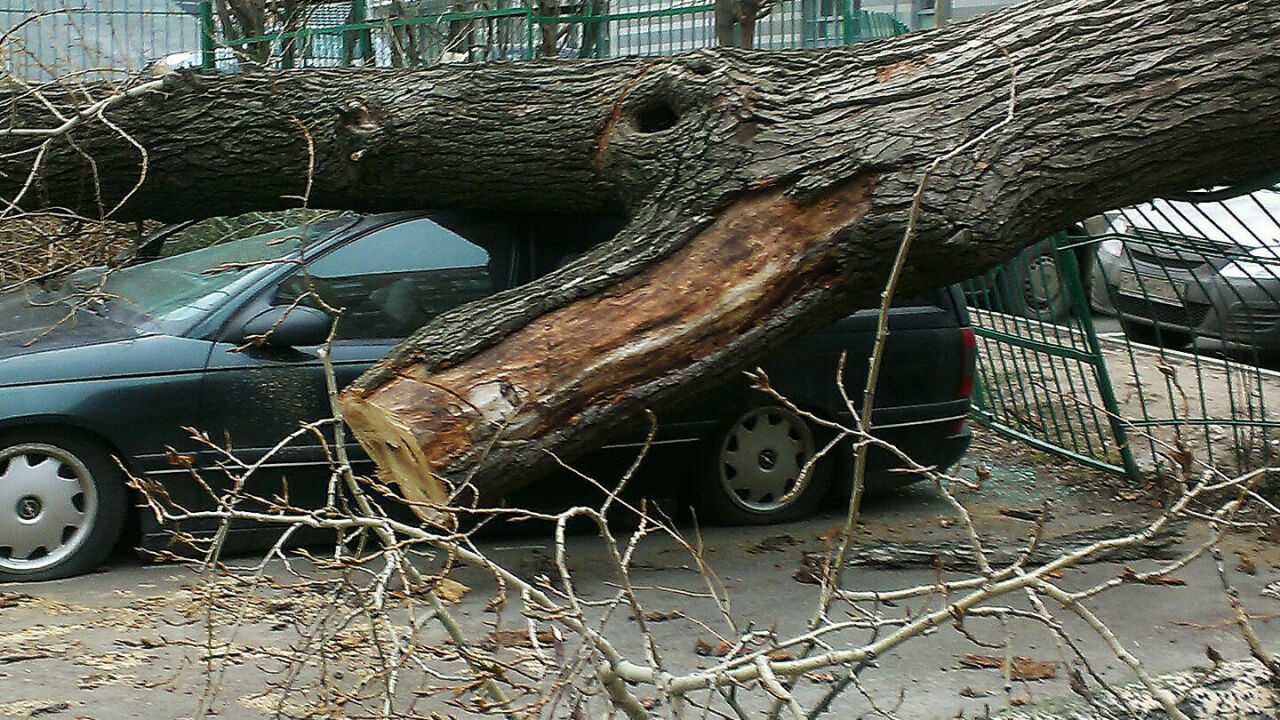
198, 214, 518, 509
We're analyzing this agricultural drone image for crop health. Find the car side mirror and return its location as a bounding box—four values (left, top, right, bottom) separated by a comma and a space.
234, 305, 332, 347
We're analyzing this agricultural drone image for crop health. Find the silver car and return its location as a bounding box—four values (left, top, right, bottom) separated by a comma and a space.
1091, 189, 1280, 353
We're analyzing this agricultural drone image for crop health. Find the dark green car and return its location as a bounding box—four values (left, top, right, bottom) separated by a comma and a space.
0, 212, 974, 581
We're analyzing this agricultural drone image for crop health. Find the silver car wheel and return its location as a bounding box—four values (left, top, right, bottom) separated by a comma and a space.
0, 443, 99, 573
717, 407, 816, 513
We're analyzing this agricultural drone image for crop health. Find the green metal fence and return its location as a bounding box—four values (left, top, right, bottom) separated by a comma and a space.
968, 186, 1280, 480
964, 234, 1141, 478
0, 0, 907, 78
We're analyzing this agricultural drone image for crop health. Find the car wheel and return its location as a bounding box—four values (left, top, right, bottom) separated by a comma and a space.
1120, 318, 1191, 350
1021, 252, 1071, 322
0, 433, 127, 582
697, 406, 831, 525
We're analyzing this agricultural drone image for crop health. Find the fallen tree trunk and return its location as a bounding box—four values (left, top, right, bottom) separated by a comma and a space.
3, 0, 1280, 513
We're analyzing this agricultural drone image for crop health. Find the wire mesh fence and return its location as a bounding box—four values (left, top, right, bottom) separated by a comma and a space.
0, 0, 907, 78
968, 186, 1280, 480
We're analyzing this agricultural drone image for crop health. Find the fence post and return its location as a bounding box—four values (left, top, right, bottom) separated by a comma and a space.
839, 0, 857, 45
352, 0, 373, 63
581, 0, 598, 58
199, 0, 216, 70
525, 8, 535, 60
1055, 235, 1143, 480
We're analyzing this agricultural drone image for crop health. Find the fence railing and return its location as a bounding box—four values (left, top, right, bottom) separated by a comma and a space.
967, 184, 1280, 480
1, 1, 206, 80
0, 0, 908, 79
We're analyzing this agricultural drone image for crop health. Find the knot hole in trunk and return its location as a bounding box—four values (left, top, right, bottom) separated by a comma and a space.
633, 99, 679, 133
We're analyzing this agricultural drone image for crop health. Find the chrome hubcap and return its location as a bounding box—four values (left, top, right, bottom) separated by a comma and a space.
718, 408, 815, 512
0, 444, 97, 572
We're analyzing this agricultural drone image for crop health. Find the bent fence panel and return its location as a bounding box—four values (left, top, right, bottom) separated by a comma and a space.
968, 185, 1280, 480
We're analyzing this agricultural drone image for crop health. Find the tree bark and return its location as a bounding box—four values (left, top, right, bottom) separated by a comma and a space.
3, 0, 1279, 517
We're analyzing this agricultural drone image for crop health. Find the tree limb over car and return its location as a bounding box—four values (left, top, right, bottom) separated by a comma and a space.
2, 0, 1279, 516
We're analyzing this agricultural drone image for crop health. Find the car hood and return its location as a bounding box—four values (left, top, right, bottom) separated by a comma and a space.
1114, 191, 1280, 254
0, 289, 142, 362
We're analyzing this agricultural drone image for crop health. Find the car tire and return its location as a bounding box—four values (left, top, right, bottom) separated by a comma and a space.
696, 405, 831, 525
1021, 252, 1071, 322
1120, 319, 1191, 350
0, 432, 128, 582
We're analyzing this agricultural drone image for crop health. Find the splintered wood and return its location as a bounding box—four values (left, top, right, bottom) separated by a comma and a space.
340, 177, 875, 514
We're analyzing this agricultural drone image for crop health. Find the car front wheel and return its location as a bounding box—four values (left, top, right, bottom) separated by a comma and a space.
697, 406, 831, 525
0, 434, 127, 582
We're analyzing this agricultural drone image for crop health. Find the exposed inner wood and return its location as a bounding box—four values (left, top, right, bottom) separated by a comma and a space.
340, 175, 876, 512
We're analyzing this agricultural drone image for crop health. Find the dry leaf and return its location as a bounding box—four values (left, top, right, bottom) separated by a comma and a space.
747, 534, 800, 554
1236, 552, 1258, 575
0, 647, 61, 664
335, 630, 367, 650
792, 557, 825, 584
1119, 566, 1186, 586
630, 610, 682, 622
959, 654, 1058, 680
0, 592, 34, 609
694, 639, 732, 657
116, 636, 164, 649
435, 578, 470, 603
0, 700, 73, 717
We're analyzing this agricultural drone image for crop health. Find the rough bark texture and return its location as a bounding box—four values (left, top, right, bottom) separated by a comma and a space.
4, 0, 1280, 515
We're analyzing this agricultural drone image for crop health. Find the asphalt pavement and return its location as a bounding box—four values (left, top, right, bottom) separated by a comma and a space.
3, 433, 1279, 719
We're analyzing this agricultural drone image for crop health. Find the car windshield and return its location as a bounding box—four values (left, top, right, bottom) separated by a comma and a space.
90, 225, 310, 328
1122, 190, 1280, 250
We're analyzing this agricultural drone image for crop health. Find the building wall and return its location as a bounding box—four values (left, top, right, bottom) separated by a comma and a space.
859, 0, 1019, 31
1, 0, 203, 80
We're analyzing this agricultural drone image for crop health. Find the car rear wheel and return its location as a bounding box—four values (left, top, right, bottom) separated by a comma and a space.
0, 433, 127, 582
697, 406, 831, 525
1021, 252, 1071, 322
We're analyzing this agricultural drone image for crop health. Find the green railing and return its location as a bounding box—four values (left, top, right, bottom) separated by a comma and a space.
964, 233, 1141, 478
967, 186, 1280, 481
0, 0, 908, 78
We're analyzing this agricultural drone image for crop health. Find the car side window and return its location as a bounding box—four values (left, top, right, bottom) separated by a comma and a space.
276, 217, 502, 340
